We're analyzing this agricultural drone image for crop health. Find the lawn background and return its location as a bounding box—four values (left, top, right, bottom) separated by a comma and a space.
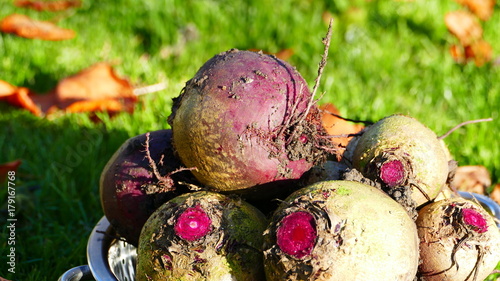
1, 0, 499, 280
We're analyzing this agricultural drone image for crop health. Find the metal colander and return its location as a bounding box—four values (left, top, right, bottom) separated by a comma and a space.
58, 216, 137, 281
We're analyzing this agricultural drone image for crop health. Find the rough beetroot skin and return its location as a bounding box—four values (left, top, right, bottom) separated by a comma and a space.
416, 197, 500, 281
136, 191, 268, 281
263, 180, 419, 281
168, 49, 332, 194
351, 114, 450, 207
100, 130, 197, 246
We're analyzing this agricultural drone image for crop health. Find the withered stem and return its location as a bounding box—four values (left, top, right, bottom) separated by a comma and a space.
438, 118, 493, 140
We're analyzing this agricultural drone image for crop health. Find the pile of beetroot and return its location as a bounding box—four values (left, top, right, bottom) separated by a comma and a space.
99, 48, 500, 281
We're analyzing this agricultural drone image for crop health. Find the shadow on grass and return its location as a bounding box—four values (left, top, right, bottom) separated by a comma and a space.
0, 107, 132, 280
17, 63, 61, 94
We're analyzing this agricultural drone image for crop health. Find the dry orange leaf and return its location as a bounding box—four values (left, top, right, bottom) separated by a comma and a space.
452, 165, 491, 194
449, 40, 493, 66
0, 159, 22, 183
0, 82, 43, 116
65, 98, 135, 113
274, 48, 295, 61
455, 0, 495, 21
449, 44, 466, 64
15, 0, 81, 12
0, 80, 18, 97
54, 63, 137, 113
0, 14, 75, 41
489, 183, 500, 206
322, 11, 334, 26
0, 63, 137, 116
320, 103, 364, 148
445, 11, 483, 46
248, 48, 295, 60
465, 39, 493, 66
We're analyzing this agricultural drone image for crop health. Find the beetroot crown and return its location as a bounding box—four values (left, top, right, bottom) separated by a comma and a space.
174, 205, 212, 241
276, 211, 317, 259
462, 208, 488, 233
379, 160, 406, 187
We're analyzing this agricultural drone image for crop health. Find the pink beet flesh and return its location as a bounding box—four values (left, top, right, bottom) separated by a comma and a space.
379, 160, 405, 187
462, 208, 488, 233
276, 211, 317, 259
174, 205, 212, 241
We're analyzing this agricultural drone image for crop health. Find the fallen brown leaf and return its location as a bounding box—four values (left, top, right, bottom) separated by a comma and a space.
0, 63, 137, 116
65, 98, 135, 113
489, 183, 500, 205
322, 11, 334, 26
0, 14, 75, 41
449, 44, 466, 64
320, 103, 364, 148
54, 63, 137, 113
445, 11, 483, 46
248, 48, 294, 60
274, 49, 294, 61
449, 40, 493, 66
0, 82, 43, 116
0, 80, 18, 97
452, 165, 491, 194
455, 0, 495, 21
15, 0, 81, 12
465, 39, 493, 66
0, 159, 22, 183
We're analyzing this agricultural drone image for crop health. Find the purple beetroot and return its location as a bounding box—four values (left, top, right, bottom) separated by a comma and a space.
136, 191, 268, 280
168, 49, 333, 196
99, 129, 198, 246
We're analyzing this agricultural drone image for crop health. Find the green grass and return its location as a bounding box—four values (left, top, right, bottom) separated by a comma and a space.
0, 0, 499, 280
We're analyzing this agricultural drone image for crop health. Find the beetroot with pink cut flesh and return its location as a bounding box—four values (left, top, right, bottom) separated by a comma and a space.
416, 197, 500, 281
168, 49, 333, 196
263, 180, 419, 281
350, 114, 451, 210
99, 130, 198, 246
136, 191, 268, 281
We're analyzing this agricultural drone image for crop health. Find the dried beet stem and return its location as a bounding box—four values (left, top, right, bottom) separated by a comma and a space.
437, 118, 493, 140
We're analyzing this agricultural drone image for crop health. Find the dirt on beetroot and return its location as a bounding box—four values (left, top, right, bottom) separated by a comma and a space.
136, 191, 268, 281
416, 198, 500, 281
100, 129, 199, 246
168, 49, 335, 195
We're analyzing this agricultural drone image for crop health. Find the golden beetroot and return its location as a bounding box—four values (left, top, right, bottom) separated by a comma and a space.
136, 191, 267, 281
351, 114, 450, 208
416, 197, 500, 281
263, 180, 419, 281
